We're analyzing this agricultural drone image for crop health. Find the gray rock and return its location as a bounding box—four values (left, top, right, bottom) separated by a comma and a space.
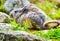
0, 23, 45, 41
0, 12, 11, 23
4, 0, 30, 12
0, 23, 13, 31
0, 31, 45, 41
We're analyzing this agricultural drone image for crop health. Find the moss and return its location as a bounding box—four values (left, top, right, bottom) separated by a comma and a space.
0, 0, 5, 12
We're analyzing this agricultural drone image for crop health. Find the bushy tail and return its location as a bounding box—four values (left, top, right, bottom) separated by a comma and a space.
43, 20, 60, 30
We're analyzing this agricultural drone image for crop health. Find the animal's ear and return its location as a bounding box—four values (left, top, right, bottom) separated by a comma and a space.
43, 20, 60, 30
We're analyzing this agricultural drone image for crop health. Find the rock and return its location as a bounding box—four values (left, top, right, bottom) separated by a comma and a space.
0, 31, 45, 41
0, 23, 14, 31
4, 0, 30, 12
0, 12, 11, 23
0, 23, 45, 41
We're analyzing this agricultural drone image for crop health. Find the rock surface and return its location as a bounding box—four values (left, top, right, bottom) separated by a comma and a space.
4, 0, 30, 12
0, 31, 45, 41
0, 12, 11, 23
0, 23, 45, 41
0, 23, 14, 31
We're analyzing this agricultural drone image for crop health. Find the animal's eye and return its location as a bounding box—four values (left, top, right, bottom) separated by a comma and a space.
15, 11, 17, 13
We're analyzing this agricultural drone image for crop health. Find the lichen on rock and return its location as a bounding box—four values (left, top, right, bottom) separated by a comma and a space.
0, 12, 11, 23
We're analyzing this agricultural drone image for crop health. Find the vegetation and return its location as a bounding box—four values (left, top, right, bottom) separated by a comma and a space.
0, 0, 5, 11
10, 20, 29, 31
33, 28, 60, 40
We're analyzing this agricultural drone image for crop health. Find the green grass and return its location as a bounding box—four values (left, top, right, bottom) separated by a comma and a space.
0, 0, 5, 11
10, 20, 29, 31
32, 28, 60, 40
43, 28, 60, 39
